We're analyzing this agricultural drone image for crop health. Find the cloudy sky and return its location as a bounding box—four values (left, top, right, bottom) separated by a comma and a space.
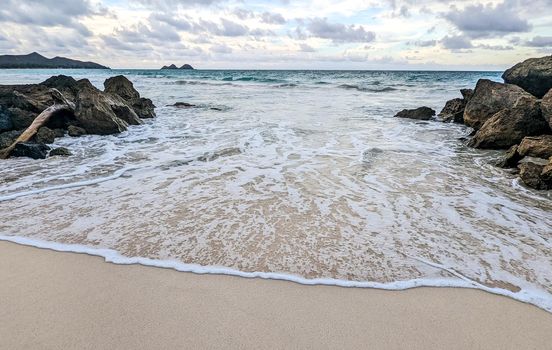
0, 0, 551, 69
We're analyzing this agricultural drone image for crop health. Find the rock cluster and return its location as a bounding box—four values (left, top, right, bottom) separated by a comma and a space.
0, 75, 155, 159
396, 55, 552, 190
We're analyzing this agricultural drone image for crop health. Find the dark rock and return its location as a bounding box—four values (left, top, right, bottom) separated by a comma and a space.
180, 64, 194, 70
519, 162, 552, 190
518, 135, 552, 159
52, 128, 65, 138
74, 83, 129, 135
0, 130, 22, 149
132, 98, 156, 118
496, 144, 523, 168
110, 101, 143, 126
104, 76, 156, 119
49, 147, 72, 157
35, 126, 56, 144
161, 64, 178, 70
542, 88, 552, 129
502, 55, 552, 98
8, 107, 35, 130
460, 88, 474, 101
171, 102, 197, 108
438, 98, 466, 123
104, 75, 140, 101
394, 106, 435, 120
463, 79, 536, 130
0, 105, 13, 132
67, 125, 86, 137
10, 142, 50, 159
468, 100, 549, 149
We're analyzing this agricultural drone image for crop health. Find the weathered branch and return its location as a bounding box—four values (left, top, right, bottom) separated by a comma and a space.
0, 104, 72, 159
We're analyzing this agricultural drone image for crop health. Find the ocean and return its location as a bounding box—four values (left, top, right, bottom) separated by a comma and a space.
1, 69, 551, 312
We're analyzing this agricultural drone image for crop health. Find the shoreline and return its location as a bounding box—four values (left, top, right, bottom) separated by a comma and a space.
2, 241, 551, 349
2, 234, 551, 314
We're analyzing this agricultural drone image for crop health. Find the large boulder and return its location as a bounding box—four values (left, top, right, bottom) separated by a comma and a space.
10, 142, 50, 159
394, 106, 435, 120
104, 75, 140, 101
502, 56, 552, 98
468, 99, 549, 149
104, 76, 156, 119
460, 88, 474, 101
463, 79, 536, 130
519, 162, 552, 190
542, 88, 552, 129
438, 98, 466, 123
67, 125, 86, 137
74, 83, 130, 135
518, 135, 552, 159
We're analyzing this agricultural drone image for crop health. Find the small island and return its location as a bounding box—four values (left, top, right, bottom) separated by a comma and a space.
0, 52, 109, 69
161, 64, 194, 70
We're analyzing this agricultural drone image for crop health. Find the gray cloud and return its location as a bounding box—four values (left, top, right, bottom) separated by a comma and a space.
0, 0, 95, 36
444, 1, 531, 37
303, 18, 376, 43
299, 43, 316, 52
260, 12, 286, 24
440, 35, 473, 50
525, 36, 552, 47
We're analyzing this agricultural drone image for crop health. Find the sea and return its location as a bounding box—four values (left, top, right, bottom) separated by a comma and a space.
1, 69, 551, 312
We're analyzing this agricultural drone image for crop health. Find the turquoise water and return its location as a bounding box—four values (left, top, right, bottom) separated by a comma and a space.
1, 69, 551, 312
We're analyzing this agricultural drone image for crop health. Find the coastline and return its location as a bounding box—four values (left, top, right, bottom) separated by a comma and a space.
2, 241, 551, 349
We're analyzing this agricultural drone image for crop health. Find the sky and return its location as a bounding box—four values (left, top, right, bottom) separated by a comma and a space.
0, 0, 551, 70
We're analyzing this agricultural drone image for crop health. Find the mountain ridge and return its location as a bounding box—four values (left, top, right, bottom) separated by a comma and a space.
0, 52, 109, 69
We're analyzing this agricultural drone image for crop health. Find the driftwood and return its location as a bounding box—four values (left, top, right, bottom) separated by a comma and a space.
0, 104, 72, 159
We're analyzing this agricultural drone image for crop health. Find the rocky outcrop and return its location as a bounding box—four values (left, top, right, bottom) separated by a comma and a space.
502, 55, 552, 98
0, 74, 156, 158
517, 135, 552, 159
468, 99, 549, 149
394, 107, 435, 120
161, 64, 194, 70
519, 162, 552, 190
104, 75, 156, 119
463, 79, 536, 130
542, 89, 552, 129
438, 98, 466, 123
10, 142, 50, 159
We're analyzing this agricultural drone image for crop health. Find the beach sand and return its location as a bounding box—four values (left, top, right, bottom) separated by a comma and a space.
1, 241, 551, 350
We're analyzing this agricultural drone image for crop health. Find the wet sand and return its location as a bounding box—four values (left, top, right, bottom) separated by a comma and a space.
1, 241, 551, 350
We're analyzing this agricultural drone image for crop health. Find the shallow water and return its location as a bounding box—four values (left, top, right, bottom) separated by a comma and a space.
1, 69, 551, 311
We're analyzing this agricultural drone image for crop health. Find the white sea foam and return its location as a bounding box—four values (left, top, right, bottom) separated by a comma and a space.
1, 234, 550, 313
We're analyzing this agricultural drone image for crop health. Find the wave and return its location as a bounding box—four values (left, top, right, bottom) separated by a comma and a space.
338, 84, 398, 93
1, 234, 550, 313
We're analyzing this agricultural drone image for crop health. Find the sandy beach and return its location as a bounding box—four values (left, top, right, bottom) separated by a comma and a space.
1, 241, 551, 350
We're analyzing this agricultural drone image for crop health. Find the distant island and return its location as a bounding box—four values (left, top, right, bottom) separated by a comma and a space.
161, 64, 194, 70
0, 52, 109, 69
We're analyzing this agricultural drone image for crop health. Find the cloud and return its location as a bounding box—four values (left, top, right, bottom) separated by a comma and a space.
440, 35, 473, 50
299, 43, 316, 52
0, 0, 94, 36
303, 18, 376, 43
211, 43, 232, 53
444, 1, 531, 37
260, 12, 286, 25
525, 36, 552, 47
